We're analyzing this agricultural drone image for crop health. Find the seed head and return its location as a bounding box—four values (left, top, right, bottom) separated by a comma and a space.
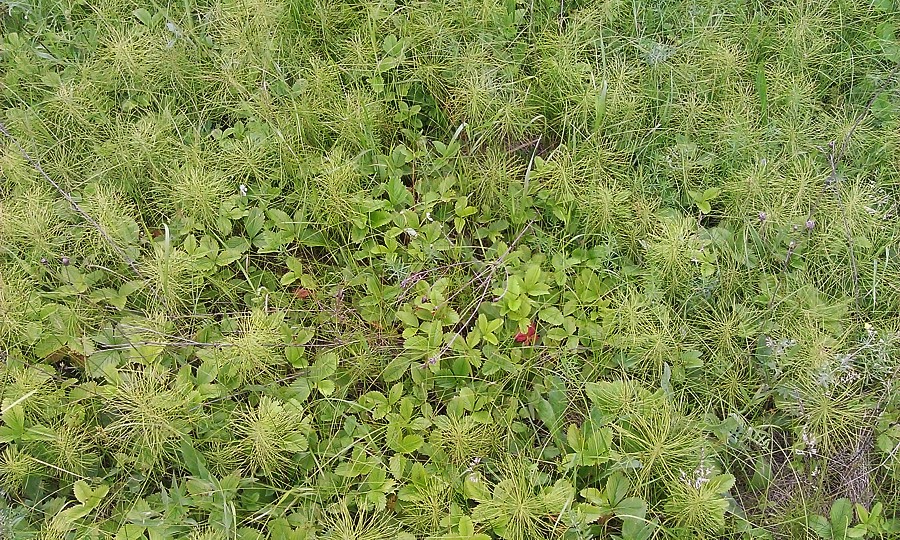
61, 257, 70, 266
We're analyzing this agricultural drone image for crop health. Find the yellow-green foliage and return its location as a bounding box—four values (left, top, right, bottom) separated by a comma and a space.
1, 0, 900, 537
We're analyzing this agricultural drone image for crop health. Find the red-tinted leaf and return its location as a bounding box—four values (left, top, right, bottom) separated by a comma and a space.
515, 322, 538, 344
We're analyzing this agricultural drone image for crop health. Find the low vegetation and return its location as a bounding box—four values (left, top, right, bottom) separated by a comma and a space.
2, 0, 900, 538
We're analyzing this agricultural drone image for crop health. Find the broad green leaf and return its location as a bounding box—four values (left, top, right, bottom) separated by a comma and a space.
180, 441, 210, 479
396, 434, 423, 453
539, 307, 564, 326
382, 34, 401, 55
458, 516, 476, 536
457, 387, 477, 411
809, 515, 833, 539
267, 208, 293, 230
310, 352, 338, 380
707, 473, 736, 494
23, 425, 56, 441
197, 360, 217, 385
285, 432, 309, 452
605, 472, 629, 506
383, 356, 413, 382
831, 498, 853, 530
621, 516, 656, 540
73, 480, 92, 504
132, 8, 152, 26
464, 474, 491, 502
244, 207, 264, 238
116, 524, 146, 540
1, 405, 25, 436
615, 498, 647, 521
524, 265, 542, 289
580, 487, 605, 506
316, 379, 336, 396
584, 380, 626, 411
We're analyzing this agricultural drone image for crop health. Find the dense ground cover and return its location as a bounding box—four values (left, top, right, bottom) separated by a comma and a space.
2, 0, 900, 538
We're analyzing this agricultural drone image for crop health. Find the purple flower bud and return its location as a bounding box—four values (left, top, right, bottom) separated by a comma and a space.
61, 257, 70, 266
40, 257, 48, 265
805, 219, 815, 231
758, 212, 767, 222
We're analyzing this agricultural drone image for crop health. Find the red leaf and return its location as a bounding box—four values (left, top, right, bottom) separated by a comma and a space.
515, 322, 538, 344
294, 288, 311, 299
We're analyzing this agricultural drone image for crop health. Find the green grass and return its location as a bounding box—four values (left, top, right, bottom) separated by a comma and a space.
2, 0, 900, 538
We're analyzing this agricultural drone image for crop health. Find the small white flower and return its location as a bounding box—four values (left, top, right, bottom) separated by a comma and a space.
166, 21, 183, 37
239, 184, 248, 196
797, 428, 819, 457
425, 211, 434, 222
404, 227, 418, 238
681, 462, 713, 489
